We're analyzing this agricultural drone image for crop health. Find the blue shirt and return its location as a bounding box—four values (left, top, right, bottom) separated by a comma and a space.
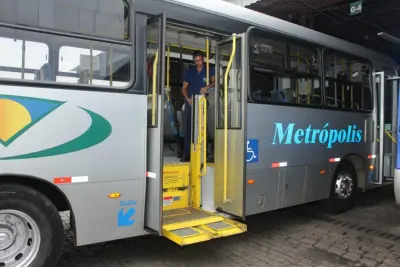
184, 65, 215, 97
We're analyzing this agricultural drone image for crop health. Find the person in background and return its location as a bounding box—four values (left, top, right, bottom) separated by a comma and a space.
181, 50, 215, 162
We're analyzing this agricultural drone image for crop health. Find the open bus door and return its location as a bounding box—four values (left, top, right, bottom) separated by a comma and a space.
395, 76, 400, 204
214, 32, 248, 219
374, 72, 398, 187
145, 13, 166, 233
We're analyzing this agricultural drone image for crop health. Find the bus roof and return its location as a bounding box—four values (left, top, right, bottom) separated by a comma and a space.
137, 0, 398, 75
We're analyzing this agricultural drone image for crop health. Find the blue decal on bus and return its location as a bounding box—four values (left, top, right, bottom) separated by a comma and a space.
120, 200, 137, 207
272, 123, 363, 148
247, 139, 259, 163
118, 207, 136, 227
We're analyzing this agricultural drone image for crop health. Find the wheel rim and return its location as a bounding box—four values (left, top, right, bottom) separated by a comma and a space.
335, 174, 354, 200
0, 210, 41, 267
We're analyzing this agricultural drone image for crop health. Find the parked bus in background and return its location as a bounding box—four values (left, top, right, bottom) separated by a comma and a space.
0, 0, 397, 266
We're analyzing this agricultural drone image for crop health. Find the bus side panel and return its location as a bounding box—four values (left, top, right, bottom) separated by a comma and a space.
0, 86, 147, 246
145, 96, 163, 233
61, 179, 145, 245
245, 104, 370, 216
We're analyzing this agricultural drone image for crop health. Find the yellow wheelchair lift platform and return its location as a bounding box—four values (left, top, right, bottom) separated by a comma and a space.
161, 95, 246, 246
163, 206, 246, 246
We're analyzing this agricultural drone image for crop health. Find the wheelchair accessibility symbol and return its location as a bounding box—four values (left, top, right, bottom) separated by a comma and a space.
246, 139, 259, 163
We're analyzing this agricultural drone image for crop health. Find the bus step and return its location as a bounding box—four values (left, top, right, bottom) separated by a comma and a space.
162, 207, 246, 246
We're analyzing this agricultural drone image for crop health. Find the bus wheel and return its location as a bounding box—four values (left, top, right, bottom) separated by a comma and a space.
327, 161, 357, 214
0, 184, 64, 267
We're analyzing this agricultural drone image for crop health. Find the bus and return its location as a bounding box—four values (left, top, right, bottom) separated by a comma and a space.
0, 0, 398, 266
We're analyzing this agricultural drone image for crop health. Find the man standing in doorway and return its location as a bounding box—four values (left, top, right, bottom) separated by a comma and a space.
181, 50, 215, 162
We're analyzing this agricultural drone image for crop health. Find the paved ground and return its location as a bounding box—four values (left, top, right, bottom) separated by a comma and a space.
58, 186, 400, 267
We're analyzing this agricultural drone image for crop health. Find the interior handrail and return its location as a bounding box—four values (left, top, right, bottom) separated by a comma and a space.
377, 130, 397, 144
166, 45, 171, 101
200, 96, 207, 176
200, 37, 210, 177
206, 37, 210, 88
152, 50, 159, 126
385, 129, 397, 144
223, 34, 237, 203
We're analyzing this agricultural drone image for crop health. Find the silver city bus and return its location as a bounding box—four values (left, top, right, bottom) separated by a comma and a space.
0, 0, 398, 266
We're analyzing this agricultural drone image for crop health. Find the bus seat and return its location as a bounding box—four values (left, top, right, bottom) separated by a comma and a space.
163, 96, 184, 143
35, 63, 52, 81
270, 89, 287, 102
78, 69, 90, 84
34, 70, 41, 81
41, 63, 52, 81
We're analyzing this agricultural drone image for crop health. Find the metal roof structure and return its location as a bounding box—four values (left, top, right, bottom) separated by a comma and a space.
246, 0, 400, 63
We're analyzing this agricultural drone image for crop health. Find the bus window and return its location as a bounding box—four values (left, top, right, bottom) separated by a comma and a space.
250, 34, 285, 70
0, 0, 133, 90
324, 51, 372, 111
57, 42, 131, 88
248, 29, 322, 107
0, 0, 130, 41
0, 36, 49, 80
217, 39, 242, 129
289, 42, 319, 75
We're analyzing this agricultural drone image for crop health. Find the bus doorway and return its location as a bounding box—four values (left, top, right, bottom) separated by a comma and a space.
146, 22, 247, 245
374, 72, 398, 188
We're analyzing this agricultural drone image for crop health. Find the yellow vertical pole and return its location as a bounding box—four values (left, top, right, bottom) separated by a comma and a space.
190, 96, 208, 207
151, 50, 159, 126
201, 36, 210, 176
206, 37, 210, 86
190, 37, 211, 207
166, 45, 171, 101
223, 35, 236, 203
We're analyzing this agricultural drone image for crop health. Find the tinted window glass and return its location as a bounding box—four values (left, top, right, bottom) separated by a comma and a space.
324, 51, 372, 111
0, 0, 129, 40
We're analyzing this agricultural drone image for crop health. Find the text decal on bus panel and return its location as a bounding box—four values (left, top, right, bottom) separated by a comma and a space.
272, 123, 363, 148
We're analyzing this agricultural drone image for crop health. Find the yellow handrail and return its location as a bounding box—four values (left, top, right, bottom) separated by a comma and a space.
166, 45, 171, 101
223, 34, 237, 203
377, 130, 397, 144
200, 37, 210, 176
206, 37, 210, 87
147, 39, 232, 59
151, 50, 159, 126
200, 97, 207, 176
385, 130, 397, 144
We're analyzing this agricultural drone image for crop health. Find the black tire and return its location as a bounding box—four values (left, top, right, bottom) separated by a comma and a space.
326, 160, 357, 214
0, 184, 64, 267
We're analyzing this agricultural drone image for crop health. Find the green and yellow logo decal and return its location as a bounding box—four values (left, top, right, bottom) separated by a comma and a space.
0, 95, 112, 160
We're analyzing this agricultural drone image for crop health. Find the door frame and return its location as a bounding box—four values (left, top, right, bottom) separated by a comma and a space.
214, 32, 248, 219
145, 12, 166, 234
374, 71, 385, 185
